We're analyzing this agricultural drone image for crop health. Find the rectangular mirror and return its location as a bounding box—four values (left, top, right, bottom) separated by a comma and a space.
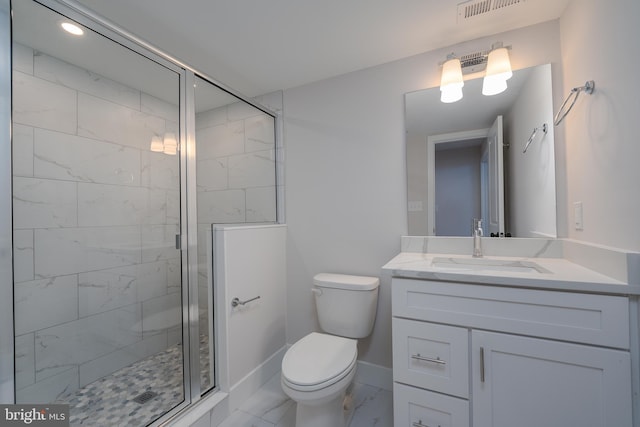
406, 63, 557, 238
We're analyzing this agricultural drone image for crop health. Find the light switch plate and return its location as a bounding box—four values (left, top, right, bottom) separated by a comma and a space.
408, 201, 423, 212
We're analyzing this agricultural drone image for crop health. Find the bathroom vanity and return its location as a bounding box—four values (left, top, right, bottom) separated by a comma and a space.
384, 237, 640, 427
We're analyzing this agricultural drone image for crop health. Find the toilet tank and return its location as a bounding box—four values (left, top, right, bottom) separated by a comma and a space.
313, 273, 379, 339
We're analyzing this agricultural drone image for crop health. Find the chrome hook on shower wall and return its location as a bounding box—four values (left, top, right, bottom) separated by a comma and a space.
523, 123, 548, 153
553, 80, 595, 126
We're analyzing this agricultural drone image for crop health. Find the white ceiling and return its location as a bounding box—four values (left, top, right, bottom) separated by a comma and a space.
70, 0, 570, 97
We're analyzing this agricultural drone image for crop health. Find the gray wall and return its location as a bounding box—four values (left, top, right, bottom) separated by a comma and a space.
283, 20, 565, 369
559, 0, 640, 251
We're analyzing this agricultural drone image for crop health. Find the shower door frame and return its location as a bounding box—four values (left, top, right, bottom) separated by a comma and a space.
4, 0, 201, 418
0, 0, 14, 404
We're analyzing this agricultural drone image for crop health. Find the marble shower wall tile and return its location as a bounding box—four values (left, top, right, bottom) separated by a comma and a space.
15, 333, 35, 389
245, 114, 275, 152
12, 71, 77, 134
34, 226, 141, 278
13, 229, 34, 283
12, 124, 34, 177
35, 304, 142, 381
14, 274, 79, 335
77, 183, 148, 227
196, 157, 228, 191
195, 107, 227, 130
78, 333, 168, 388
228, 150, 276, 189
12, 43, 34, 75
197, 120, 245, 159
141, 293, 181, 337
197, 190, 246, 223
34, 52, 141, 110
246, 187, 277, 222
136, 261, 169, 301
141, 224, 180, 263
166, 189, 180, 224
141, 150, 180, 190
77, 93, 165, 150
13, 177, 77, 229
167, 257, 182, 295
227, 100, 263, 121
12, 48, 185, 398
141, 93, 179, 122
78, 265, 138, 318
16, 367, 79, 405
34, 128, 141, 186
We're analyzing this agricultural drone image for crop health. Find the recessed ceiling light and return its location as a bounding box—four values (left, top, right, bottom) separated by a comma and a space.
61, 22, 84, 36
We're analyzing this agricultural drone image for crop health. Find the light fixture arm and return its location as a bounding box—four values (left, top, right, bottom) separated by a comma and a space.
553, 80, 595, 126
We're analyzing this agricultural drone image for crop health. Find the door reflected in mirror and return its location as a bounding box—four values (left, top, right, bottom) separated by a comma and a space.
406, 63, 557, 238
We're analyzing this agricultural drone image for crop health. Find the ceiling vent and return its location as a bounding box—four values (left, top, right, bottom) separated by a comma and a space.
459, 49, 491, 74
458, 0, 526, 22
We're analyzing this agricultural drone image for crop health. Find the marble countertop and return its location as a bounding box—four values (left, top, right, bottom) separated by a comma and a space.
383, 252, 640, 295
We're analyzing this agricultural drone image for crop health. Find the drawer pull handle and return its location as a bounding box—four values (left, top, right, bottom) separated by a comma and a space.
411, 353, 446, 365
413, 420, 441, 427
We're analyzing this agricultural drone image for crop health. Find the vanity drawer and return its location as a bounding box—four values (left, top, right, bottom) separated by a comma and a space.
393, 318, 469, 398
392, 278, 630, 349
394, 383, 469, 427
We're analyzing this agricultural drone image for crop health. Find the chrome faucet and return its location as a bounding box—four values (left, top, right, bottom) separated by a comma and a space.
472, 218, 483, 257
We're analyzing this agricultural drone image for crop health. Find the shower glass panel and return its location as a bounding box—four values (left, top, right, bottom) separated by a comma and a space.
12, 0, 185, 424
193, 75, 277, 394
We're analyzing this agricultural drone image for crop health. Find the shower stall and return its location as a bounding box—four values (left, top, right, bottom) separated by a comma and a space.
0, 0, 279, 425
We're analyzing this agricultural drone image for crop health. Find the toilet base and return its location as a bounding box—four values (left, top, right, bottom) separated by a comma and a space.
295, 393, 346, 427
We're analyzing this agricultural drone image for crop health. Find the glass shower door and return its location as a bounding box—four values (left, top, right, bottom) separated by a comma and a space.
12, 0, 185, 424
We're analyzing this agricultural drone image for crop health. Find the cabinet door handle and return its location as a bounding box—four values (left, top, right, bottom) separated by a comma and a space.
480, 346, 485, 383
413, 420, 441, 427
411, 353, 446, 365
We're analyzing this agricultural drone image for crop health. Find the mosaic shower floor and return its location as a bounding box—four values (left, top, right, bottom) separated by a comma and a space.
56, 335, 211, 427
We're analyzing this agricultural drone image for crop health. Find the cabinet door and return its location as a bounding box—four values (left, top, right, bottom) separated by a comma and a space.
394, 383, 469, 427
472, 331, 632, 427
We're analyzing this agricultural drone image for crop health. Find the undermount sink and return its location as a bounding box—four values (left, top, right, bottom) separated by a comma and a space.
431, 257, 551, 274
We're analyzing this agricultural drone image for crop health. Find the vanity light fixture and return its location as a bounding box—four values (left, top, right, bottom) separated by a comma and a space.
162, 133, 178, 155
438, 42, 513, 102
149, 133, 178, 155
482, 42, 512, 96
150, 136, 164, 153
61, 22, 84, 36
440, 54, 464, 103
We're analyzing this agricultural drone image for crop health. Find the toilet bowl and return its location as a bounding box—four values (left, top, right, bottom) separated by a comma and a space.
281, 333, 357, 426
281, 273, 379, 427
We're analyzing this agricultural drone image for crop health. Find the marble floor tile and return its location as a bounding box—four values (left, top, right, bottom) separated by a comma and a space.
346, 383, 394, 427
219, 379, 394, 427
217, 410, 275, 427
239, 373, 294, 424
274, 403, 296, 427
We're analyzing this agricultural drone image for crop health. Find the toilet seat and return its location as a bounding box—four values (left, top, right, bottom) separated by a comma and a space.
282, 332, 357, 392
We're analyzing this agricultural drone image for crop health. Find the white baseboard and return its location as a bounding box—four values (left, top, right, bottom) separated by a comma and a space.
354, 360, 393, 391
228, 345, 287, 411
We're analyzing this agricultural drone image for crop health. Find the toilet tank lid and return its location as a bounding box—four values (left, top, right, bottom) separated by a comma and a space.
313, 273, 379, 291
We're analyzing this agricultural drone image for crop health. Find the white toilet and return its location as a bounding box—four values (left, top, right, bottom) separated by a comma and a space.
281, 273, 380, 427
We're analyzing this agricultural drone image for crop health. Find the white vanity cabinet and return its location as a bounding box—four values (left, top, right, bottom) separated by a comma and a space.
392, 277, 634, 427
